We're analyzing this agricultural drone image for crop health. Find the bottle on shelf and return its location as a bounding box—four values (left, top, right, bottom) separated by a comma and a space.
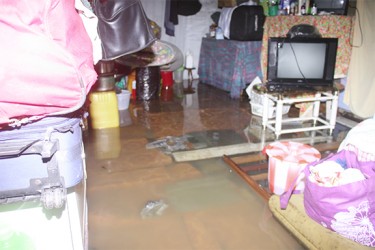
268, 0, 279, 16
301, 1, 306, 15
311, 1, 317, 15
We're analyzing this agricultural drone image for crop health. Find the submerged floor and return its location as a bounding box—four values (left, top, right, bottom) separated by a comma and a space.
84, 81, 351, 250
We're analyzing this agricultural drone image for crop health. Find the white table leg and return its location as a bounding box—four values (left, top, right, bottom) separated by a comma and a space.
275, 98, 283, 139
260, 129, 266, 150
262, 94, 269, 130
312, 93, 321, 126
329, 92, 339, 135
326, 100, 332, 121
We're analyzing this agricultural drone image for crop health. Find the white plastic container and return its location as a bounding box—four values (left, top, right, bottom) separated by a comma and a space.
116, 90, 131, 110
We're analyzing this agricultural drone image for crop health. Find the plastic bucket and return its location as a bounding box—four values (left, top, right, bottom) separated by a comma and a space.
263, 141, 321, 195
116, 90, 131, 110
161, 70, 173, 87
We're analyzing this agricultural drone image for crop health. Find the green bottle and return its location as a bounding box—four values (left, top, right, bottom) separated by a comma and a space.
260, 0, 269, 16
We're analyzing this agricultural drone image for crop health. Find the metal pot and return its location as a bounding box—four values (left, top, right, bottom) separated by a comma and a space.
95, 61, 115, 74
93, 74, 115, 91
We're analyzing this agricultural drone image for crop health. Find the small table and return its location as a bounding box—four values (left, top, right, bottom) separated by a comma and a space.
257, 85, 339, 139
198, 38, 262, 98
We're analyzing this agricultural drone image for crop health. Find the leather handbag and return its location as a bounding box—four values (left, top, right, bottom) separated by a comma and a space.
93, 0, 157, 60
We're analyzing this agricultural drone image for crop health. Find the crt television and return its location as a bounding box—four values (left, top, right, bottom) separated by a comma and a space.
266, 37, 338, 91
314, 0, 350, 15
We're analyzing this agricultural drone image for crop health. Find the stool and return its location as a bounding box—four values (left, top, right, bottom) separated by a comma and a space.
184, 67, 195, 94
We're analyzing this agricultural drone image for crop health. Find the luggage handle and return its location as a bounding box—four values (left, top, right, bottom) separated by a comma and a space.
0, 139, 59, 158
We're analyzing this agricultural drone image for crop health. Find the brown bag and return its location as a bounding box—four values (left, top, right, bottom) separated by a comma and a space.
93, 0, 157, 60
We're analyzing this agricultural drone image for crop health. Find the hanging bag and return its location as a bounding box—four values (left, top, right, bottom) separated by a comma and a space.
93, 0, 157, 60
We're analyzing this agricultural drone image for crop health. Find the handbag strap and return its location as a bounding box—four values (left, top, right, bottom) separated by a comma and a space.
279, 170, 305, 209
279, 152, 335, 209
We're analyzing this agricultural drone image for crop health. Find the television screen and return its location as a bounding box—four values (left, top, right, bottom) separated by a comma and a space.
277, 43, 326, 79
267, 37, 338, 91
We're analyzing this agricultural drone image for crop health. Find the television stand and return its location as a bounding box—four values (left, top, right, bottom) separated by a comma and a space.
259, 85, 339, 139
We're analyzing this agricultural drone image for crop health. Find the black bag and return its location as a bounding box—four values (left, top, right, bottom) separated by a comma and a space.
94, 0, 157, 60
136, 67, 161, 101
229, 5, 265, 41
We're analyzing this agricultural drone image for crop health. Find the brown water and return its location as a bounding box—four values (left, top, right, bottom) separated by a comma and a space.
85, 156, 303, 250
84, 81, 349, 250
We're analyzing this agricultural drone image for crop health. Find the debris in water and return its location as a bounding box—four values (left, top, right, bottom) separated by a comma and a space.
140, 200, 168, 219
146, 136, 190, 154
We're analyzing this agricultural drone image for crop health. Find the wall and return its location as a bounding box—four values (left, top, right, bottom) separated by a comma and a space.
140, 0, 220, 79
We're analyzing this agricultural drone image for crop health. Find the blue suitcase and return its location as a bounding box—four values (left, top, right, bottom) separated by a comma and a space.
0, 116, 84, 209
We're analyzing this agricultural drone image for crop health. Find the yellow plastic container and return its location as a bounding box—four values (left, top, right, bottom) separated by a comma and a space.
89, 91, 119, 129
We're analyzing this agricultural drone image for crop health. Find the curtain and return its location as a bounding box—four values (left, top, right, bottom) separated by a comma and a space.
345, 0, 375, 118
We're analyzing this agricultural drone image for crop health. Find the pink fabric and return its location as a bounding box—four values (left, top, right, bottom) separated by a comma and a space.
0, 0, 97, 125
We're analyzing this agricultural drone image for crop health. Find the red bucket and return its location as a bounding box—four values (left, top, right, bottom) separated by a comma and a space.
161, 71, 173, 87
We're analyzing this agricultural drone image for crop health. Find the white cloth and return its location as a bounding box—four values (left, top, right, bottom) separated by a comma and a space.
338, 117, 375, 160
218, 7, 235, 39
75, 0, 102, 64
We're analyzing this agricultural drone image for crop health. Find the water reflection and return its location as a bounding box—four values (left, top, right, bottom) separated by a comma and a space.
91, 127, 121, 160
119, 109, 132, 127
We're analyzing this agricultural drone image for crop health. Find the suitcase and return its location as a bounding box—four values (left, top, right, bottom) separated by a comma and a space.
0, 116, 84, 209
229, 5, 265, 41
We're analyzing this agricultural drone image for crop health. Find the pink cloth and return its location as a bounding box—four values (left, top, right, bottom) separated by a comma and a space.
0, 0, 97, 126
